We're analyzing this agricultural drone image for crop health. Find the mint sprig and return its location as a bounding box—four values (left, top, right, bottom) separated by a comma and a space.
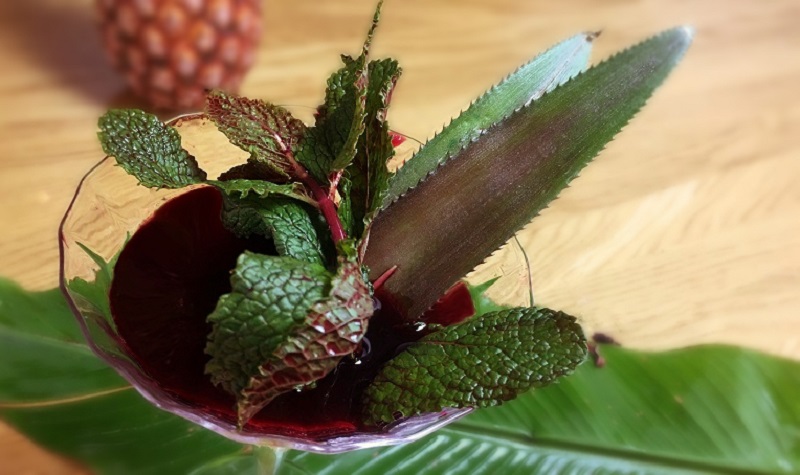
98, 109, 207, 188
238, 252, 373, 426
361, 307, 587, 425
205, 252, 331, 396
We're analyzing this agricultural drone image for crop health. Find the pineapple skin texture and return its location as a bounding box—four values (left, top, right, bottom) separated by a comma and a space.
98, 0, 262, 110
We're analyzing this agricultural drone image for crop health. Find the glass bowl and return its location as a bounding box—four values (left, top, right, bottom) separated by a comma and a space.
58, 113, 474, 453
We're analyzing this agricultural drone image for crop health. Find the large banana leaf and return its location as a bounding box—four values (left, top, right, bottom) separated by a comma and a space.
1, 279, 798, 474
286, 344, 800, 474
0, 280, 254, 475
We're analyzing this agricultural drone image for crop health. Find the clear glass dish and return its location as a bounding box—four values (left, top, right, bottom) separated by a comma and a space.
58, 113, 477, 453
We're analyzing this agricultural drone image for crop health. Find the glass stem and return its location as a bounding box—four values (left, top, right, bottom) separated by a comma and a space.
255, 446, 286, 475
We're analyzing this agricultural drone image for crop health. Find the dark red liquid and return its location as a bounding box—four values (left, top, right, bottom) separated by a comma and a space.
110, 186, 474, 440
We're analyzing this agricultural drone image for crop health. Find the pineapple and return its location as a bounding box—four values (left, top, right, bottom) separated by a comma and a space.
97, 0, 262, 110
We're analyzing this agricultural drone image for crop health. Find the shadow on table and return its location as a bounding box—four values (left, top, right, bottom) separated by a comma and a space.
0, 0, 126, 106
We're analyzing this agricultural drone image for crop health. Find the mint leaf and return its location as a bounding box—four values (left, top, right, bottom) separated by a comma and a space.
294, 3, 385, 182
295, 56, 368, 183
218, 159, 293, 183
66, 242, 122, 321
222, 197, 327, 265
205, 252, 331, 395
467, 277, 507, 316
346, 58, 400, 237
337, 176, 356, 237
219, 196, 269, 238
238, 257, 373, 426
364, 59, 400, 122
257, 200, 327, 265
210, 177, 325, 265
205, 91, 307, 179
98, 109, 207, 188
208, 179, 313, 205
361, 307, 587, 425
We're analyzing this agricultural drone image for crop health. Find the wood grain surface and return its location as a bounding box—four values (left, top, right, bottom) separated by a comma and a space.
1, 0, 798, 473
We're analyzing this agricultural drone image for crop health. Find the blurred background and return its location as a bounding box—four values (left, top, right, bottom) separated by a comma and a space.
0, 0, 798, 472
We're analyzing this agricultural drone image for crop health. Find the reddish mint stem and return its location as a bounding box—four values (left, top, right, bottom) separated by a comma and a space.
289, 159, 346, 244
264, 127, 346, 244
310, 178, 347, 243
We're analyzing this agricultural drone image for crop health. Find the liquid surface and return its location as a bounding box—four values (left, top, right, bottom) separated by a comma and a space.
110, 187, 474, 440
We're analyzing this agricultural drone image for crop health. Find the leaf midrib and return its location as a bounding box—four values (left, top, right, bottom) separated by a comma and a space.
0, 386, 132, 409
0, 325, 93, 354
448, 421, 775, 475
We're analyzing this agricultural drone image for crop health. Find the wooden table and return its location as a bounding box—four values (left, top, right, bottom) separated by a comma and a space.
1, 0, 798, 472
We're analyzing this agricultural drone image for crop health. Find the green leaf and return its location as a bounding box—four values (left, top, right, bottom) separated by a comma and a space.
0, 280, 253, 475
347, 58, 401, 238
209, 186, 321, 262
66, 242, 119, 320
284, 344, 800, 474
238, 259, 373, 426
220, 195, 270, 238
295, 56, 368, 182
205, 252, 332, 395
2, 280, 799, 473
98, 109, 207, 189
364, 28, 693, 319
466, 277, 507, 316
382, 32, 595, 208
221, 197, 327, 265
337, 176, 356, 237
261, 200, 328, 265
205, 90, 307, 179
218, 158, 294, 183
362, 307, 586, 425
209, 179, 315, 206
295, 2, 385, 182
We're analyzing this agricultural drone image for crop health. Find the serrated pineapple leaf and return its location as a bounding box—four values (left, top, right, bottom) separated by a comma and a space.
205, 91, 307, 178
295, 2, 385, 182
362, 307, 586, 425
205, 252, 331, 395
365, 27, 693, 319
347, 58, 401, 239
238, 257, 373, 426
382, 32, 595, 208
98, 109, 207, 188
